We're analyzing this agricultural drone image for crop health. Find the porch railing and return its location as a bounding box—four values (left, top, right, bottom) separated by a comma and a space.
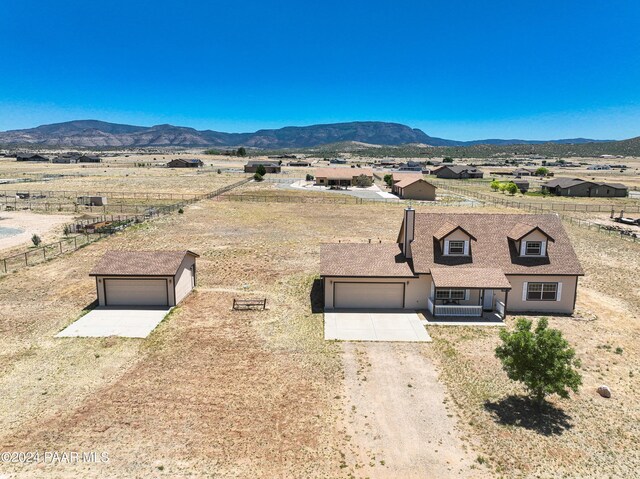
433, 304, 483, 317
427, 297, 434, 315
496, 300, 506, 318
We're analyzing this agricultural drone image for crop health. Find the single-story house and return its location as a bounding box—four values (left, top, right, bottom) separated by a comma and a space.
314, 167, 374, 187
542, 178, 628, 197
329, 158, 347, 164
77, 155, 102, 163
433, 165, 484, 179
244, 161, 281, 173
77, 196, 108, 206
52, 153, 80, 163
288, 160, 311, 167
16, 153, 49, 162
167, 158, 204, 168
397, 161, 423, 172
512, 168, 536, 177
320, 208, 583, 317
587, 164, 611, 170
390, 173, 437, 201
90, 250, 199, 307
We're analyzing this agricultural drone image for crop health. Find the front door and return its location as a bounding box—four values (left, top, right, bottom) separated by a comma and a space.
482, 289, 494, 311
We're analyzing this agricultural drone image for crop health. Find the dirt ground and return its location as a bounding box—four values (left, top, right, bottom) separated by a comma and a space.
340, 342, 489, 478
0, 210, 74, 252
0, 174, 639, 478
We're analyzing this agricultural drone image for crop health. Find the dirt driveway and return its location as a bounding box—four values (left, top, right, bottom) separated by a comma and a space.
340, 342, 490, 478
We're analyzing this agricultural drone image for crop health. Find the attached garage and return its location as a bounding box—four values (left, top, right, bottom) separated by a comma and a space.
333, 282, 405, 309
90, 250, 199, 307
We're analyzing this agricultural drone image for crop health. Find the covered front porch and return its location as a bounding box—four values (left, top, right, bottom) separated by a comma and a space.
426, 267, 511, 319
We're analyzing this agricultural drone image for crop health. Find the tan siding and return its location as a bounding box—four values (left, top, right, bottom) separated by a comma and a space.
506, 275, 577, 314
174, 255, 196, 304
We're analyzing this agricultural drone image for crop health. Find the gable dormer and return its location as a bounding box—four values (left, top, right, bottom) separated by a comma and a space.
433, 222, 476, 256
508, 223, 554, 257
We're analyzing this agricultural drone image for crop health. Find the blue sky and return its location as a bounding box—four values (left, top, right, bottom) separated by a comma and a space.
1, 0, 639, 140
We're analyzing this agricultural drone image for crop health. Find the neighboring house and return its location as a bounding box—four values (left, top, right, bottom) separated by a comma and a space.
314, 167, 374, 187
397, 161, 423, 172
77, 196, 107, 206
390, 173, 437, 201
542, 178, 628, 197
329, 158, 347, 164
512, 179, 530, 193
16, 153, 49, 162
90, 250, 199, 307
77, 155, 102, 163
288, 160, 311, 166
167, 158, 204, 168
320, 208, 583, 317
512, 168, 536, 177
433, 165, 484, 179
244, 161, 281, 173
586, 164, 611, 170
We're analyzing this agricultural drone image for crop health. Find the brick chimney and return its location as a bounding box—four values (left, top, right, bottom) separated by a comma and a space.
402, 206, 415, 258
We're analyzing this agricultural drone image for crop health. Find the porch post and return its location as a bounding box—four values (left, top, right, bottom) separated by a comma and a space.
503, 290, 509, 319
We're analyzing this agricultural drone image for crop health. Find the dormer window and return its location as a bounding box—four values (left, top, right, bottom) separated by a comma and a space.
525, 241, 542, 256
448, 241, 466, 255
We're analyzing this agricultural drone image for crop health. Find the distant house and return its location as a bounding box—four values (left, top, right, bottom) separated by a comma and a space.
90, 250, 199, 307
77, 155, 102, 163
244, 161, 281, 173
512, 168, 536, 177
397, 161, 423, 172
433, 165, 484, 179
52, 154, 79, 164
288, 160, 311, 167
167, 158, 203, 168
16, 153, 49, 162
542, 178, 628, 197
391, 173, 437, 201
329, 158, 347, 164
314, 167, 374, 187
586, 164, 611, 171
512, 179, 530, 193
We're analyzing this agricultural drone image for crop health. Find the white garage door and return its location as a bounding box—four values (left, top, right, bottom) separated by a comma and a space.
334, 282, 404, 309
105, 279, 169, 306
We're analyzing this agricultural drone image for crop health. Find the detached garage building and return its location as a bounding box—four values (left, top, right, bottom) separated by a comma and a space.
90, 250, 199, 307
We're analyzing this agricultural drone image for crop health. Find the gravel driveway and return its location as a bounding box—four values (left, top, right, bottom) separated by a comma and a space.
340, 342, 489, 478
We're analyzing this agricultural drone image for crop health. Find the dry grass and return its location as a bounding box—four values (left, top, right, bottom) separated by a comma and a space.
422, 223, 640, 478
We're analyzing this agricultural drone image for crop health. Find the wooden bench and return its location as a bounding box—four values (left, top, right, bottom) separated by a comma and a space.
233, 298, 267, 310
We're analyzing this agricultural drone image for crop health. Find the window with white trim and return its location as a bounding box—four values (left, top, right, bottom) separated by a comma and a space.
526, 282, 557, 301
525, 241, 542, 256
448, 240, 465, 255
435, 289, 466, 300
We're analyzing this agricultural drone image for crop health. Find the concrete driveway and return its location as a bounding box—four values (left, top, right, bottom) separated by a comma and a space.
56, 307, 172, 338
324, 311, 431, 342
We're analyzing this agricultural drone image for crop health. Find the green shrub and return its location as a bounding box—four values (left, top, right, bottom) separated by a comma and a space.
353, 174, 373, 188
256, 164, 267, 176
253, 173, 264, 182
383, 174, 394, 187
306, 173, 314, 181
490, 180, 501, 191
178, 208, 184, 214
31, 234, 42, 246
505, 182, 519, 195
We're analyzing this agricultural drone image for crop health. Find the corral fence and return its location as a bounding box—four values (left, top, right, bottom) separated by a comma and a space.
0, 189, 200, 201
0, 178, 251, 275
433, 182, 640, 243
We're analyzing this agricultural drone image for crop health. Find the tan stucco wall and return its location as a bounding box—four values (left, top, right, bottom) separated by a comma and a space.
505, 275, 578, 314
174, 255, 197, 304
400, 182, 436, 201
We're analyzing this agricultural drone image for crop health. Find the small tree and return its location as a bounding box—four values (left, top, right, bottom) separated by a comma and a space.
256, 164, 267, 176
535, 167, 549, 177
63, 224, 71, 236
237, 147, 247, 157
490, 180, 501, 191
496, 318, 582, 405
217, 169, 222, 174
443, 157, 454, 163
31, 234, 42, 247
498, 182, 508, 193
305, 173, 314, 181
506, 182, 519, 195
383, 174, 394, 187
253, 173, 264, 182
353, 174, 373, 188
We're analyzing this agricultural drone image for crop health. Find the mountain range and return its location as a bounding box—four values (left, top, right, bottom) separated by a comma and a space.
0, 119, 615, 149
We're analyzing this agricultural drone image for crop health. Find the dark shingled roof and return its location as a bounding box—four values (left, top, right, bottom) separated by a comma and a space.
544, 177, 628, 190
411, 213, 583, 275
320, 243, 415, 277
90, 250, 199, 276
430, 267, 512, 289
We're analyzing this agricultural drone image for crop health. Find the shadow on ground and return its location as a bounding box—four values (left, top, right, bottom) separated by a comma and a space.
309, 278, 324, 314
484, 395, 573, 436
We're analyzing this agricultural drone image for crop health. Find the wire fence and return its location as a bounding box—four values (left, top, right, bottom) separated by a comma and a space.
0, 178, 251, 275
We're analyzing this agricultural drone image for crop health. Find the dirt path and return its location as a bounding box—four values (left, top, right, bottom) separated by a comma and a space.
340, 342, 490, 478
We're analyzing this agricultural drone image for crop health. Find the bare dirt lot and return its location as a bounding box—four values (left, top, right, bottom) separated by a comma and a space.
0, 210, 74, 252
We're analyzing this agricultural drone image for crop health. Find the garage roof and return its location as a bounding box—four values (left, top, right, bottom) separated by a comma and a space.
320, 243, 415, 277
90, 250, 199, 276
